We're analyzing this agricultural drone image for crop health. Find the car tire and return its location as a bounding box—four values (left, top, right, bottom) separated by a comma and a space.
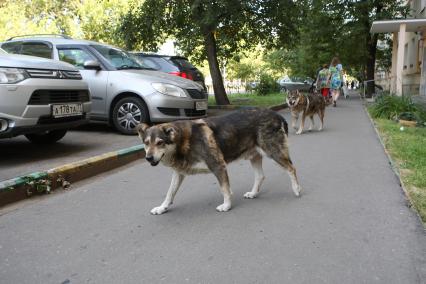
25, 129, 67, 144
112, 97, 149, 135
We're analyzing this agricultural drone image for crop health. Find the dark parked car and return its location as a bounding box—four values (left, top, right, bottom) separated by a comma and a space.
278, 76, 314, 92
132, 53, 206, 90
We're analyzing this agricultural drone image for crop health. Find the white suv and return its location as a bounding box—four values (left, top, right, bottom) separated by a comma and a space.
0, 52, 91, 143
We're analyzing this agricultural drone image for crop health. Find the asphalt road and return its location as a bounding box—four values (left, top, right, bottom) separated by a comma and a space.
0, 123, 139, 181
0, 95, 425, 283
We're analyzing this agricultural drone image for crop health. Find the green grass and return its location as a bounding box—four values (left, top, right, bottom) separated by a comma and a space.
208, 92, 286, 107
372, 118, 426, 223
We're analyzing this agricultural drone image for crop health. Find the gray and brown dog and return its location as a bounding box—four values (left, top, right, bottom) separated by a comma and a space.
286, 90, 326, 134
137, 108, 302, 214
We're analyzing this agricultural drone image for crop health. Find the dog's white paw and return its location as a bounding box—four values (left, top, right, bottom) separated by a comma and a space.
293, 186, 302, 197
296, 129, 303, 135
244, 192, 257, 199
150, 206, 168, 215
318, 127, 323, 131
216, 203, 231, 212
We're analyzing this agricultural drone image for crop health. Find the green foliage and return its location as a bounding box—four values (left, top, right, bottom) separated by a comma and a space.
208, 92, 285, 107
374, 118, 426, 223
369, 94, 417, 120
269, 0, 408, 79
256, 73, 280, 96
119, 0, 302, 63
0, 0, 132, 46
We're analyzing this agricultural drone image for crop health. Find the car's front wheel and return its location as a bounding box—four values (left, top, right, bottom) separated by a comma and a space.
25, 129, 67, 144
112, 97, 148, 135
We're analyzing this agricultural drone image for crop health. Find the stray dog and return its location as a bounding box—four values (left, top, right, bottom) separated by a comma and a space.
286, 90, 326, 134
137, 108, 302, 215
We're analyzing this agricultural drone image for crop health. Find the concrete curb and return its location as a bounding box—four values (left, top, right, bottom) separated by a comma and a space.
0, 144, 145, 207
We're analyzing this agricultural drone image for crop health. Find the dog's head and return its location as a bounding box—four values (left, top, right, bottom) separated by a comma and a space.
136, 123, 178, 166
286, 90, 301, 107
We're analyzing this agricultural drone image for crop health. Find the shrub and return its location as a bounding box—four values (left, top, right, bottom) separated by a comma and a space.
255, 73, 280, 96
369, 94, 417, 120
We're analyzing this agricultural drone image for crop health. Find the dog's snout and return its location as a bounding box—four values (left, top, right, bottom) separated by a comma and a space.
146, 155, 154, 162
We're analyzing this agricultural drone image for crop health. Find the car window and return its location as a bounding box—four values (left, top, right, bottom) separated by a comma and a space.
20, 42, 52, 59
147, 57, 179, 72
1, 41, 22, 54
91, 44, 149, 70
58, 48, 96, 69
137, 57, 161, 70
171, 58, 196, 70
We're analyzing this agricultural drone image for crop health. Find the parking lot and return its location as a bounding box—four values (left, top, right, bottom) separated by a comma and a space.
0, 109, 227, 182
0, 123, 138, 181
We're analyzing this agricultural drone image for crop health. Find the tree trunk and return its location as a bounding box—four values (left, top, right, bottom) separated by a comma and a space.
365, 33, 378, 98
364, 1, 383, 98
204, 31, 230, 105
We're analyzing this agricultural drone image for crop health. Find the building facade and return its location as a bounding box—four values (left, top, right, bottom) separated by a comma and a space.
372, 0, 426, 96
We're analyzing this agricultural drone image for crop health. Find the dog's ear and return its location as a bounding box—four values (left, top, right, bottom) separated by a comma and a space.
163, 125, 178, 141
136, 123, 150, 138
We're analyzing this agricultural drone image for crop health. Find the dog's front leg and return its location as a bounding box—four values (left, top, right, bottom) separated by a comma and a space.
291, 111, 299, 130
296, 113, 306, 135
209, 165, 232, 212
151, 171, 185, 215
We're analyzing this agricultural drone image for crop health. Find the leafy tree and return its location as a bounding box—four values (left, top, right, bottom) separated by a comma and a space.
266, 0, 407, 97
343, 0, 408, 96
120, 0, 302, 105
0, 0, 132, 46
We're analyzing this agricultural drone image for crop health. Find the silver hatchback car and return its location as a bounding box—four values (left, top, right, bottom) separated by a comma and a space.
0, 51, 91, 143
1, 35, 208, 134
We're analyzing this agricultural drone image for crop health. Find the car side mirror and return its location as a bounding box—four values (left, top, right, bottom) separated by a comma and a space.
83, 60, 101, 70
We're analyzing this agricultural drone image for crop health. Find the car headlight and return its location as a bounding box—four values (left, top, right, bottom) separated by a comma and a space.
151, 83, 187, 98
0, 68, 28, 84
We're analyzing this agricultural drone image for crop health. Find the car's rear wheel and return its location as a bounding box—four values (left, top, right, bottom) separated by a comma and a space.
25, 129, 67, 144
112, 97, 148, 135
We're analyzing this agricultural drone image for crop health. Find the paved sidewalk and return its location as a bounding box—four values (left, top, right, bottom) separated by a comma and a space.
0, 93, 425, 283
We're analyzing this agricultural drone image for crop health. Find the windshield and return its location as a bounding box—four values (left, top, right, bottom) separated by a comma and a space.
91, 44, 152, 70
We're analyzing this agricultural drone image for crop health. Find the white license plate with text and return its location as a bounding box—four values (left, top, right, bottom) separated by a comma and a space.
52, 104, 83, 118
195, 101, 208, 110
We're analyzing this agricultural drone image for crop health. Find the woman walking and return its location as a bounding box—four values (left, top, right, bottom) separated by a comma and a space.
316, 64, 331, 103
329, 57, 343, 107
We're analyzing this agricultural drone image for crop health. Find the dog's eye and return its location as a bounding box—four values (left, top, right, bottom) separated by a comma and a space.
144, 140, 149, 145
156, 140, 164, 146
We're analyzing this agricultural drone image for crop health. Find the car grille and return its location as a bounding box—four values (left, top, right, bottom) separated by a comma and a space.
28, 90, 90, 105
26, 69, 82, 80
186, 89, 207, 99
184, 109, 206, 117
157, 107, 180, 116
37, 115, 86, 125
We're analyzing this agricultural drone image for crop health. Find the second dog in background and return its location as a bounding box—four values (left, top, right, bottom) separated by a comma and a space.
286, 90, 326, 135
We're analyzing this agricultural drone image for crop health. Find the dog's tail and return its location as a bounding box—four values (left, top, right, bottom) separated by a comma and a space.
279, 115, 289, 135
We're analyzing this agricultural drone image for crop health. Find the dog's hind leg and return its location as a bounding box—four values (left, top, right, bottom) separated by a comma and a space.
244, 153, 265, 199
318, 108, 324, 131
271, 152, 302, 197
259, 130, 302, 197
151, 171, 185, 215
308, 115, 314, 131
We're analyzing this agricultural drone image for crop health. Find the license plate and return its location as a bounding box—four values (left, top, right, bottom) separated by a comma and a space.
195, 101, 207, 110
52, 104, 83, 118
